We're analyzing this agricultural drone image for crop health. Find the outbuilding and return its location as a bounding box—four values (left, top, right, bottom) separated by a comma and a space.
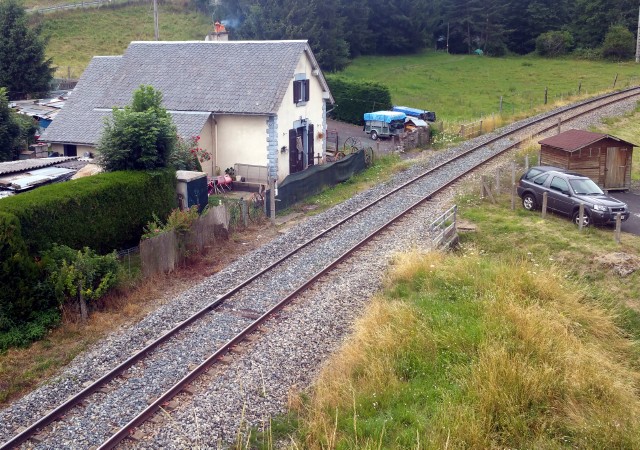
538, 129, 636, 191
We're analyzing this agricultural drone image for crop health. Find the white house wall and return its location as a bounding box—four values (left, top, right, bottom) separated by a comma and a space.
274, 52, 327, 181
214, 114, 268, 176
198, 115, 216, 177
49, 143, 96, 157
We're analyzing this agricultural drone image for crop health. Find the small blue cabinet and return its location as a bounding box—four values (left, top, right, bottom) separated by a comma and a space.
176, 170, 208, 213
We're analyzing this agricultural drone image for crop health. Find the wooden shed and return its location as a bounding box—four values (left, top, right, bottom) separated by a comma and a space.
538, 129, 636, 191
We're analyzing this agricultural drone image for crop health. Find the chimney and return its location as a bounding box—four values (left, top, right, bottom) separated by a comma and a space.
205, 21, 229, 42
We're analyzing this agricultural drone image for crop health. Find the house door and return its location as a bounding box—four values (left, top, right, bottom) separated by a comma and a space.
289, 127, 308, 174
605, 147, 627, 189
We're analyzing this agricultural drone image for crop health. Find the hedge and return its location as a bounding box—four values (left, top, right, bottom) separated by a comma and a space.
325, 75, 392, 125
0, 169, 177, 254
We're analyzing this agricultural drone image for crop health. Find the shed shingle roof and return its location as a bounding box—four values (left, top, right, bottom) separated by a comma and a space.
42, 40, 330, 146
538, 129, 637, 152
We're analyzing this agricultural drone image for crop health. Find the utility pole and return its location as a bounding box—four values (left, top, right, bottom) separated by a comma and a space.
636, 5, 640, 63
446, 22, 450, 54
153, 0, 159, 41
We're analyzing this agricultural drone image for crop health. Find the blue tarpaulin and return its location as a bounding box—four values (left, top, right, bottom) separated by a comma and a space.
363, 111, 406, 123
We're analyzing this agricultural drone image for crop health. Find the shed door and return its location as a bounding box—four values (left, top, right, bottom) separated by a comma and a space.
605, 147, 628, 189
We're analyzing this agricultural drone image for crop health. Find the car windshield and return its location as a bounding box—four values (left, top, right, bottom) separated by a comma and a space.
569, 178, 603, 195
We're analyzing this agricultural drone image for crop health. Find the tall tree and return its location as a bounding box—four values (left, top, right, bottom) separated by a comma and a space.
0, 0, 54, 99
0, 87, 21, 162
571, 0, 636, 49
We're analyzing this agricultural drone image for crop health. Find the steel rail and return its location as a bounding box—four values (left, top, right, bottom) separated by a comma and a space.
3, 86, 639, 450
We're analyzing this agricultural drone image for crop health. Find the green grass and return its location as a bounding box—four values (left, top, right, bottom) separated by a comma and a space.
35, 3, 211, 77
338, 51, 640, 121
277, 192, 640, 449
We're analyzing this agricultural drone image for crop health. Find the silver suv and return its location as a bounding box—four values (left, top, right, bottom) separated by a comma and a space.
517, 166, 629, 226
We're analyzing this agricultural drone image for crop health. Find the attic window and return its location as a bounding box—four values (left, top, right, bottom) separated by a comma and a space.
293, 79, 310, 105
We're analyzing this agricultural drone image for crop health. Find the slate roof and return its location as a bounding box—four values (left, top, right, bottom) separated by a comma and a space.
40, 56, 121, 145
42, 40, 332, 146
538, 129, 638, 152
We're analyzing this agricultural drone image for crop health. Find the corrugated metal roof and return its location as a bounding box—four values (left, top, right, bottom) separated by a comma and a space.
0, 167, 76, 191
0, 157, 79, 175
538, 129, 638, 152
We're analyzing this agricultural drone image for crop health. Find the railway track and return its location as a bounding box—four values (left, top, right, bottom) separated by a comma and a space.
2, 87, 639, 449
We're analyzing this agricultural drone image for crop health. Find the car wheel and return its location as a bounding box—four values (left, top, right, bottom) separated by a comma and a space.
370, 130, 378, 140
522, 193, 537, 211
572, 210, 591, 227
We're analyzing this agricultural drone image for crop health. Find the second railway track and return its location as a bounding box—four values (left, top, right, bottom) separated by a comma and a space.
1, 87, 639, 449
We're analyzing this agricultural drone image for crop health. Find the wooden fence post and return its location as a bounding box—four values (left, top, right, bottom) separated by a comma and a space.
615, 213, 622, 243
613, 73, 618, 88
481, 176, 496, 203
241, 198, 248, 227
511, 161, 516, 210
544, 87, 548, 105
541, 192, 548, 219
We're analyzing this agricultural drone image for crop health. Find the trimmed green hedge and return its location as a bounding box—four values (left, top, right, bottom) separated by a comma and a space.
0, 170, 176, 254
326, 75, 392, 125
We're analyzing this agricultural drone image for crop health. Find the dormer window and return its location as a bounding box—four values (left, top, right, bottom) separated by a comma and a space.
293, 78, 310, 105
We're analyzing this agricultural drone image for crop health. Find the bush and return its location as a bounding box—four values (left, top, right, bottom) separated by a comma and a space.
0, 170, 177, 254
0, 309, 60, 352
572, 47, 602, 60
98, 85, 177, 171
42, 245, 121, 319
325, 75, 392, 125
536, 31, 574, 57
601, 25, 635, 61
0, 212, 45, 327
0, 212, 61, 350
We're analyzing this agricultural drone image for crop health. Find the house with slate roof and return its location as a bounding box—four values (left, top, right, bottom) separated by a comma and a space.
40, 40, 334, 182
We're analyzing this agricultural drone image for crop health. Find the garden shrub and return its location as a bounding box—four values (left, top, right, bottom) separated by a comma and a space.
42, 245, 121, 319
536, 31, 574, 56
0, 212, 60, 350
325, 75, 392, 125
0, 169, 177, 254
601, 25, 634, 61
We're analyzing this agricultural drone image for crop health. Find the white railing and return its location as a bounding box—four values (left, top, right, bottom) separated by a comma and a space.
430, 205, 458, 249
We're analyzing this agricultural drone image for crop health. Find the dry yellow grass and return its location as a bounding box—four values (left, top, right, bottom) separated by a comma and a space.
292, 251, 640, 448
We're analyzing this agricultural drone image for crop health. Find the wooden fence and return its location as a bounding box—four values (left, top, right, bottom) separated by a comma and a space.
27, 0, 138, 14
140, 204, 229, 277
430, 205, 458, 249
459, 120, 483, 139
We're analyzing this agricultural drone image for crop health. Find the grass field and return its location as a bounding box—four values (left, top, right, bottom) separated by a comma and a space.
273, 191, 640, 449
34, 3, 211, 78
338, 51, 640, 122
